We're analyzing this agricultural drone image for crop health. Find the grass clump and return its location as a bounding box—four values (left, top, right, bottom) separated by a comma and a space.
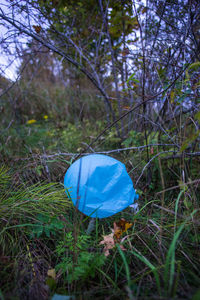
0, 165, 71, 297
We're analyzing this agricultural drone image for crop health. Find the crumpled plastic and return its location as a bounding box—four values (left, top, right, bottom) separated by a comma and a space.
64, 154, 139, 218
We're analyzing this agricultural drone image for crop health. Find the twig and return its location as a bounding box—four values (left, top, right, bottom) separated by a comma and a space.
136, 151, 175, 185
153, 204, 200, 225
156, 179, 200, 194
13, 147, 200, 161
13, 144, 176, 161
161, 152, 200, 159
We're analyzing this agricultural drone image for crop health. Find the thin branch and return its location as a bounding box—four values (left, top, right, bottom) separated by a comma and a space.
136, 150, 175, 186
161, 152, 200, 159
156, 179, 200, 195
13, 144, 177, 161
153, 204, 200, 225
14, 147, 200, 162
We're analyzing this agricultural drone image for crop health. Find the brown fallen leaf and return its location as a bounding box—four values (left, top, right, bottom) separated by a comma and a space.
114, 218, 133, 240
100, 219, 133, 256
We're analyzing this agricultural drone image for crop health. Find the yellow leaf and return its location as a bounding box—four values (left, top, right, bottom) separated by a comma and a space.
131, 82, 139, 88
114, 218, 133, 240
122, 106, 131, 110
170, 90, 175, 103
47, 268, 56, 280
130, 17, 139, 29
27, 119, 36, 124
100, 220, 132, 255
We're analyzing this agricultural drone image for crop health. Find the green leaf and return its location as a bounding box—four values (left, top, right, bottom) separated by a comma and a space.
191, 289, 200, 300
180, 131, 200, 152
126, 73, 139, 84
46, 277, 56, 291
188, 62, 200, 71
194, 111, 200, 122
44, 227, 50, 237
130, 249, 161, 295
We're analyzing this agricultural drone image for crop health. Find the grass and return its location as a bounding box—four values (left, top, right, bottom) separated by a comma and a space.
1, 161, 199, 299
0, 87, 199, 299
1, 144, 200, 299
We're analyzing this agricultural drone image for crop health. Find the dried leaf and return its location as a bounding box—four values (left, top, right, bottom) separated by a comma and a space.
122, 47, 130, 56
121, 245, 126, 252
114, 218, 133, 240
122, 106, 131, 110
33, 25, 41, 33
142, 7, 148, 14
99, 233, 115, 256
47, 268, 56, 280
100, 219, 133, 255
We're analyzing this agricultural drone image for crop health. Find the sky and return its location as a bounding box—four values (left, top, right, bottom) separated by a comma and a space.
0, 50, 21, 81
0, 0, 34, 81
0, 0, 144, 82
0, 22, 19, 80
0, 1, 20, 80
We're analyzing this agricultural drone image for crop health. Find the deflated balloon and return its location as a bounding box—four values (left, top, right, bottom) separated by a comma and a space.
64, 154, 138, 218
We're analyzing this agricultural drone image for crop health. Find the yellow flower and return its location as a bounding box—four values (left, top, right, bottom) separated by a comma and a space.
27, 119, 36, 124
43, 115, 48, 120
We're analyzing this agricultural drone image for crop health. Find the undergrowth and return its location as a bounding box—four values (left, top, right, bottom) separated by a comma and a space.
0, 164, 199, 300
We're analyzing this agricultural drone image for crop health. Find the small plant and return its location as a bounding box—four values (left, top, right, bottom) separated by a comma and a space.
29, 213, 65, 238
55, 232, 106, 283
122, 130, 143, 147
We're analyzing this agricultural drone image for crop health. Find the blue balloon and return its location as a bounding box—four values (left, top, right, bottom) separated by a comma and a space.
64, 154, 138, 218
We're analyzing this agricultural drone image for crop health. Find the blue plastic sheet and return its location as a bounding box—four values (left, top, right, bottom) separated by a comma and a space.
64, 154, 138, 218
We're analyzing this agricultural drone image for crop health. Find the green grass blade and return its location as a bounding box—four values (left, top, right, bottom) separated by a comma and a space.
174, 190, 184, 233
97, 267, 118, 290
130, 249, 161, 295
116, 244, 131, 287
164, 209, 198, 294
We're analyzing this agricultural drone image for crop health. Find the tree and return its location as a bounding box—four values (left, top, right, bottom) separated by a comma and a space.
0, 0, 199, 144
